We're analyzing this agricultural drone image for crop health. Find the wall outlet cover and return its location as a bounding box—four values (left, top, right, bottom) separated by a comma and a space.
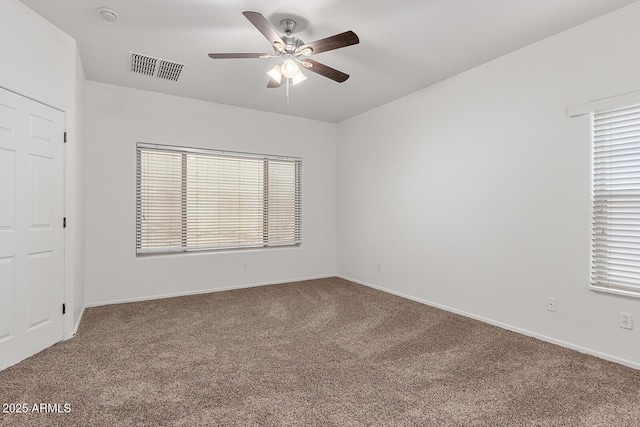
620, 313, 633, 330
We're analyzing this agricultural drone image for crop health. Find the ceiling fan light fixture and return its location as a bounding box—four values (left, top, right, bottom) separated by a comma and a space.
291, 71, 307, 86
281, 58, 300, 78
267, 65, 283, 84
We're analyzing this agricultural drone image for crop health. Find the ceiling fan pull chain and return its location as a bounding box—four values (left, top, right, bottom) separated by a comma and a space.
286, 78, 290, 104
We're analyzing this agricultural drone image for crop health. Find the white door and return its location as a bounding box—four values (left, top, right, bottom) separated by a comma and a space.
0, 87, 65, 371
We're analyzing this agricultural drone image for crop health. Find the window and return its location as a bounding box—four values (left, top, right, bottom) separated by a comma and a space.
591, 103, 640, 297
136, 143, 301, 254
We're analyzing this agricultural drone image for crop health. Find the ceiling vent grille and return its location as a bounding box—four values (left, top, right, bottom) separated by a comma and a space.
130, 53, 158, 76
157, 60, 184, 82
129, 52, 184, 82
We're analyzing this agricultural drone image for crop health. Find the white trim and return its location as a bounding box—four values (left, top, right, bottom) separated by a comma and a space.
72, 305, 85, 337
568, 90, 640, 117
590, 285, 640, 299
338, 274, 640, 371
63, 111, 72, 340
137, 141, 302, 162
84, 275, 334, 308
0, 79, 69, 113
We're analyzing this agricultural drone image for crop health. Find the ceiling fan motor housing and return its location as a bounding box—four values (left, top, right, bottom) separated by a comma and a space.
276, 19, 304, 54
282, 35, 304, 53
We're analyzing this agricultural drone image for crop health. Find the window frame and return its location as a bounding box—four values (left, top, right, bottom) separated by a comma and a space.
135, 142, 302, 255
589, 103, 640, 298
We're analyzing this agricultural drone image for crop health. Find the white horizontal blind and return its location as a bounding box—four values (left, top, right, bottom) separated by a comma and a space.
136, 149, 184, 252
267, 160, 302, 244
185, 154, 264, 249
136, 144, 301, 254
591, 104, 640, 297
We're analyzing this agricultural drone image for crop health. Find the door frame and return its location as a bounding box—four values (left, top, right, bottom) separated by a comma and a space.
0, 77, 79, 342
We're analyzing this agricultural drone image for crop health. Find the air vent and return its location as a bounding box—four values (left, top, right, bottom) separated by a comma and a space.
157, 60, 184, 82
130, 53, 157, 76
129, 52, 184, 82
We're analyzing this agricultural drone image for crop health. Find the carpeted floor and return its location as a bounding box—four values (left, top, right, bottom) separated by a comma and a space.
1, 277, 639, 426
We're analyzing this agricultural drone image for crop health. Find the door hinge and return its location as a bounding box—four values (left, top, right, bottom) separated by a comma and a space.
63, 217, 67, 228
63, 132, 67, 143
62, 303, 66, 314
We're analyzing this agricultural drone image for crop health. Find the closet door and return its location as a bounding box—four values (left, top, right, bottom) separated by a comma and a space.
0, 87, 65, 371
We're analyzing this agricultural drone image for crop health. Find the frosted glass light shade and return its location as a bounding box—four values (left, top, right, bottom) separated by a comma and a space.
281, 59, 299, 78
267, 65, 282, 83
291, 71, 307, 86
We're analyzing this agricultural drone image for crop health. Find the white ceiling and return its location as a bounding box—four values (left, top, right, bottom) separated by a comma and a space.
19, 0, 639, 122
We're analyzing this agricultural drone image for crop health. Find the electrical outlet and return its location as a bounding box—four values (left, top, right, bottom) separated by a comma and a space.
546, 297, 557, 312
620, 313, 633, 330
377, 262, 382, 271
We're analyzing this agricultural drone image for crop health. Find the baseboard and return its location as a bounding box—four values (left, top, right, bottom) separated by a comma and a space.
85, 274, 335, 308
338, 274, 640, 371
73, 305, 85, 337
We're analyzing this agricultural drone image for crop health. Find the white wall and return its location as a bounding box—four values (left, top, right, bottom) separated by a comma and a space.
0, 1, 75, 106
72, 50, 86, 332
337, 2, 640, 368
0, 0, 85, 339
85, 82, 336, 305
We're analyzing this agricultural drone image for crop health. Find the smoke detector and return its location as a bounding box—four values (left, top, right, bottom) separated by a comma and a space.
98, 7, 119, 23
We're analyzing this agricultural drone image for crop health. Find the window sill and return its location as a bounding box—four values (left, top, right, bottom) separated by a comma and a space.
590, 285, 640, 299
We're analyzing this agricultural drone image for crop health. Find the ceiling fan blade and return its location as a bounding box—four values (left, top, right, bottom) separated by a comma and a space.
267, 78, 282, 88
298, 31, 359, 56
208, 53, 273, 59
301, 59, 349, 83
242, 11, 285, 50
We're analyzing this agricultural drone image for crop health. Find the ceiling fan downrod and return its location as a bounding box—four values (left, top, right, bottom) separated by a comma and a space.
280, 18, 296, 36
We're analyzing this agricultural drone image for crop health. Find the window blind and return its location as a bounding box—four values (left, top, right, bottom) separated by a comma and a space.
591, 103, 640, 297
136, 143, 301, 254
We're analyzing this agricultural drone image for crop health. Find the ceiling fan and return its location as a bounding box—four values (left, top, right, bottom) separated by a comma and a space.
208, 11, 359, 89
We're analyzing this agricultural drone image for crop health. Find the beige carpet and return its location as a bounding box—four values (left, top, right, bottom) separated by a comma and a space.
1, 277, 639, 426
